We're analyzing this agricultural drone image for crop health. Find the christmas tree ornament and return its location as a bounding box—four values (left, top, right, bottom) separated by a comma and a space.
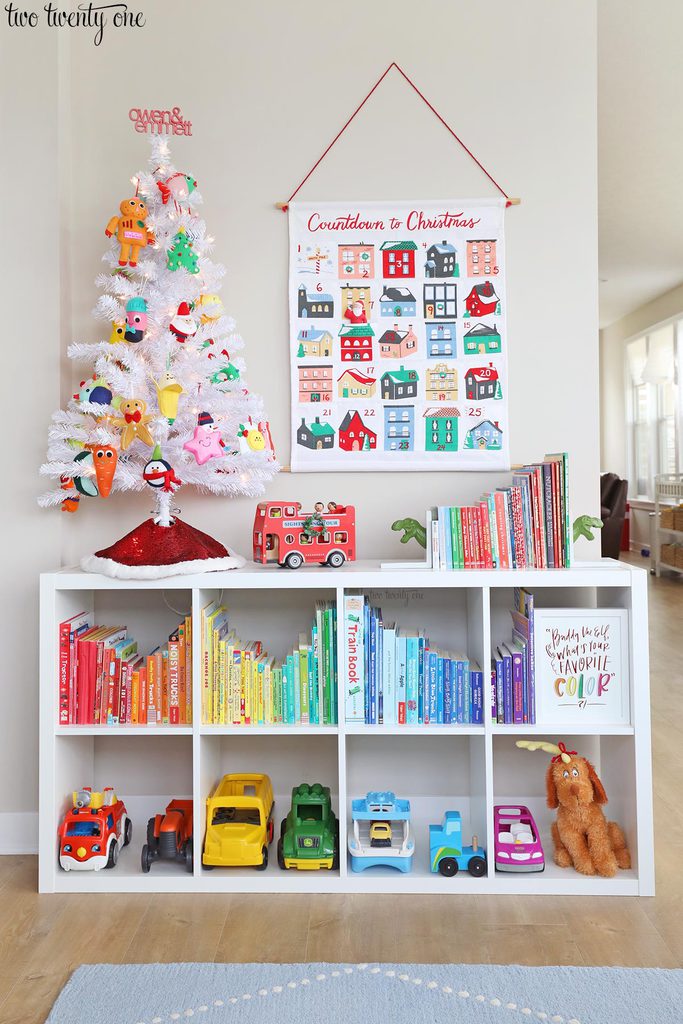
108, 320, 126, 344
60, 475, 80, 513
237, 420, 266, 453
124, 297, 148, 343
105, 197, 155, 268
196, 293, 223, 324
73, 375, 113, 407
111, 397, 155, 449
209, 363, 240, 384
167, 228, 199, 274
89, 444, 118, 497
81, 517, 245, 579
40, 138, 279, 579
143, 445, 182, 493
157, 172, 197, 207
151, 370, 184, 423
183, 411, 225, 465
72, 449, 98, 497
169, 301, 198, 342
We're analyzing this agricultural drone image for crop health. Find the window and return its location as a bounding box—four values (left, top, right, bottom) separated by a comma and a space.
626, 321, 681, 498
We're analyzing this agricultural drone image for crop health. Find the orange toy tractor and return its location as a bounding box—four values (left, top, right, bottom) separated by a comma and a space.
141, 799, 193, 873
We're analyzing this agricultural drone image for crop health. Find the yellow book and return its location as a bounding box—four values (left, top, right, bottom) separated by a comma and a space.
225, 634, 236, 725
184, 614, 192, 724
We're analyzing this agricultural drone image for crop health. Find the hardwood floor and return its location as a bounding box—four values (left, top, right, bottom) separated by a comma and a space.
1, 554, 681, 1023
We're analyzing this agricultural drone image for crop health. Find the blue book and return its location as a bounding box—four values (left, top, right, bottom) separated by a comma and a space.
382, 624, 396, 727
498, 646, 513, 724
396, 632, 408, 724
503, 642, 524, 724
405, 632, 419, 724
444, 658, 453, 724
368, 608, 377, 725
363, 600, 370, 723
417, 635, 425, 724
438, 507, 452, 569
453, 654, 464, 724
377, 617, 383, 724
427, 650, 438, 724
470, 662, 483, 724
437, 655, 445, 724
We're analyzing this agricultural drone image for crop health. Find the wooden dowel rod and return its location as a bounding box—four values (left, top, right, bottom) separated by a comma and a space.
276, 198, 521, 210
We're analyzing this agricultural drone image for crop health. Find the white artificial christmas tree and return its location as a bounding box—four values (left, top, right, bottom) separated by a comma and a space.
40, 138, 278, 578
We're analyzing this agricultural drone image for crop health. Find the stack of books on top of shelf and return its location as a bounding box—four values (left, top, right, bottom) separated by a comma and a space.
491, 588, 535, 724
343, 594, 483, 726
201, 599, 338, 726
58, 613, 192, 726
430, 452, 571, 570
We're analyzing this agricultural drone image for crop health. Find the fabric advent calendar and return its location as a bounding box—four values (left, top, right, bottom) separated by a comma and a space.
288, 199, 510, 472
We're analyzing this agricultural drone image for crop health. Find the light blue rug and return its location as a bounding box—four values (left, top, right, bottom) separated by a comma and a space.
46, 961, 683, 1024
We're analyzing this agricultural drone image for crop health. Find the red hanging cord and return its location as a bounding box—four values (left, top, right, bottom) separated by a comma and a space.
279, 62, 516, 210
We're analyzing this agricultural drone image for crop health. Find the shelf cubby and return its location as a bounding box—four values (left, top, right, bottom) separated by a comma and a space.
39, 559, 654, 895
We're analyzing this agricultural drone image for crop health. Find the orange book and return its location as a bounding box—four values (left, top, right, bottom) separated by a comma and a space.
184, 615, 193, 724
155, 649, 163, 723
161, 647, 169, 724
139, 664, 148, 725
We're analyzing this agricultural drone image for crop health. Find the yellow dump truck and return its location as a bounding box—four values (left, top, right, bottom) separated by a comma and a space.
203, 773, 274, 870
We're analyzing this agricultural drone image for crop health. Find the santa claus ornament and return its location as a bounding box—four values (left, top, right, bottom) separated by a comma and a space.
169, 302, 198, 342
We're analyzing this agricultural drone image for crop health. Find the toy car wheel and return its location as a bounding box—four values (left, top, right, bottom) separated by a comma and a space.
141, 843, 153, 873
105, 839, 119, 870
438, 857, 458, 877
284, 552, 304, 570
327, 551, 345, 568
146, 817, 157, 850
256, 845, 268, 871
124, 817, 133, 847
280, 817, 287, 839
468, 856, 487, 878
277, 837, 286, 870
332, 822, 340, 870
184, 839, 193, 874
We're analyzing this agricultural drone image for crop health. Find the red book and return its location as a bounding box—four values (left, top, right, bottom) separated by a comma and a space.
479, 502, 493, 569
532, 465, 546, 568
471, 507, 483, 569
461, 507, 472, 568
494, 492, 510, 569
58, 613, 88, 725
74, 627, 104, 725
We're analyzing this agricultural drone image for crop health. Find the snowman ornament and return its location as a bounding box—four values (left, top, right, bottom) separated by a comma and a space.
143, 446, 182, 493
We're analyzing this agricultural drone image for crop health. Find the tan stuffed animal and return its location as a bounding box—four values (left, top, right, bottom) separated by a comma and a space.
111, 398, 154, 450
518, 740, 631, 878
105, 198, 155, 268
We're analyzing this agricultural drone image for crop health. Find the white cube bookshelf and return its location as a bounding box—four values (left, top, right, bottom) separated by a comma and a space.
39, 559, 654, 896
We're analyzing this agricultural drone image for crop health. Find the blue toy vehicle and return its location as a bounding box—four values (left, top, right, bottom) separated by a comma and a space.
348, 791, 414, 873
429, 810, 486, 877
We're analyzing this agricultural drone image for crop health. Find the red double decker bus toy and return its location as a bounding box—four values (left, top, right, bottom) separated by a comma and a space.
253, 501, 356, 570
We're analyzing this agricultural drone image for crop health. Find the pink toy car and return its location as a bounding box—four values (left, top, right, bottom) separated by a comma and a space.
494, 804, 544, 872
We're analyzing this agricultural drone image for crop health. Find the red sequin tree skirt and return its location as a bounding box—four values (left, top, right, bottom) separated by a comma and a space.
81, 517, 245, 579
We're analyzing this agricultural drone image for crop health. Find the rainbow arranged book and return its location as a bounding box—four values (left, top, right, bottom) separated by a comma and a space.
201, 599, 338, 726
57, 613, 192, 726
431, 452, 571, 570
344, 594, 483, 726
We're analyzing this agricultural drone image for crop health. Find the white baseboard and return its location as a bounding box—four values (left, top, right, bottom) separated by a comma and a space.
0, 812, 38, 854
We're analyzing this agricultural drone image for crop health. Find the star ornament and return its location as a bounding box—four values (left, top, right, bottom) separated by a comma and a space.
183, 423, 225, 465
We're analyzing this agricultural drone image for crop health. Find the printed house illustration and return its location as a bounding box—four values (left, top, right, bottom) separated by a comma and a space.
380, 241, 418, 278
378, 324, 418, 359
381, 365, 419, 401
338, 410, 377, 452
424, 282, 457, 319
424, 240, 459, 278
424, 406, 460, 452
465, 363, 500, 401
298, 284, 334, 318
339, 324, 374, 362
465, 419, 503, 450
463, 322, 501, 355
467, 239, 497, 277
338, 244, 375, 279
298, 364, 333, 403
338, 368, 376, 399
384, 405, 414, 452
297, 417, 335, 450
426, 363, 458, 402
379, 287, 416, 317
426, 322, 456, 358
340, 285, 372, 322
296, 327, 333, 358
464, 281, 500, 318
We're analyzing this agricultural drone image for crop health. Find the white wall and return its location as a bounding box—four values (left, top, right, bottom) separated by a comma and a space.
1, 0, 600, 838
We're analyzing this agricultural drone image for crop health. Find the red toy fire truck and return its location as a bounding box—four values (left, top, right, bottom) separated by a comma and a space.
253, 501, 356, 569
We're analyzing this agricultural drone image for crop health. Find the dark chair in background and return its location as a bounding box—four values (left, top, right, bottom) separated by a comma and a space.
600, 473, 628, 560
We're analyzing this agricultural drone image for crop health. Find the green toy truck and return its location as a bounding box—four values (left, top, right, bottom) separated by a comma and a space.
277, 782, 339, 870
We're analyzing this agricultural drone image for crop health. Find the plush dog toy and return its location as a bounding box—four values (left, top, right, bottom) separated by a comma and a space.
517, 740, 631, 878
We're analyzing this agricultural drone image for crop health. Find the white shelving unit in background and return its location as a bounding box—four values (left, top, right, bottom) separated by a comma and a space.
39, 559, 654, 896
653, 473, 683, 576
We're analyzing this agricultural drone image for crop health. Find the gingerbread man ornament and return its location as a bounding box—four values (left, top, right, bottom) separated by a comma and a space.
105, 197, 155, 268
111, 398, 155, 450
